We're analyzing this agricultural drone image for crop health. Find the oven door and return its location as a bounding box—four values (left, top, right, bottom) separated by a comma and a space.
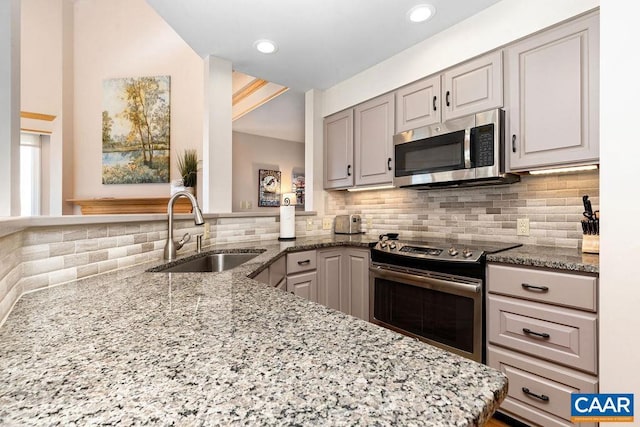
369, 263, 483, 362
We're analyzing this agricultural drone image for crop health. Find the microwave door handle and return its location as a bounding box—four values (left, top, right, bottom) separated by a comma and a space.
464, 128, 472, 169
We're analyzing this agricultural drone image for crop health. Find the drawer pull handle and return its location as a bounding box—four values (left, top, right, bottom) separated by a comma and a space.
297, 260, 311, 266
521, 283, 549, 292
522, 387, 550, 402
523, 328, 550, 339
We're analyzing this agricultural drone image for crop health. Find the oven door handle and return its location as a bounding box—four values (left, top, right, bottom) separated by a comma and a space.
369, 266, 481, 294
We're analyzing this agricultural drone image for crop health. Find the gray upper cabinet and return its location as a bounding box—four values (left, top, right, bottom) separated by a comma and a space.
442, 50, 503, 122
323, 109, 354, 189
395, 75, 441, 132
354, 93, 395, 186
506, 12, 599, 171
395, 51, 502, 132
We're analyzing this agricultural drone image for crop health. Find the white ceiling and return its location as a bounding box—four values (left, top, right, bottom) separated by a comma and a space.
146, 0, 502, 143
146, 0, 502, 92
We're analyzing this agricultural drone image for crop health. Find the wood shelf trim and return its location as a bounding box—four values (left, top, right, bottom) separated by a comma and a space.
20, 111, 57, 121
68, 197, 193, 215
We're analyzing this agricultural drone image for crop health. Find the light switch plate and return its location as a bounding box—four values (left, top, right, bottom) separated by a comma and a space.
203, 222, 210, 239
517, 218, 530, 236
322, 217, 332, 230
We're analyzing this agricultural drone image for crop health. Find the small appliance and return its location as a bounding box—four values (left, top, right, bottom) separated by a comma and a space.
334, 214, 362, 234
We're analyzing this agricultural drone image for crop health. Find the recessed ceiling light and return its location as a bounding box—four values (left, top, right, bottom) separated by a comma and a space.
254, 39, 278, 54
408, 4, 436, 23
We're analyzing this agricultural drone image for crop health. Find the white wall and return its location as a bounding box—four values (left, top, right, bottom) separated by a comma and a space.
232, 131, 304, 213
599, 1, 640, 404
73, 0, 204, 199
322, 0, 599, 116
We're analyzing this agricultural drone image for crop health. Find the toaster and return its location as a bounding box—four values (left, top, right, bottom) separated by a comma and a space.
334, 214, 362, 234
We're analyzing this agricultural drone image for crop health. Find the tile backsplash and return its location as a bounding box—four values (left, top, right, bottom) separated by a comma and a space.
327, 170, 599, 248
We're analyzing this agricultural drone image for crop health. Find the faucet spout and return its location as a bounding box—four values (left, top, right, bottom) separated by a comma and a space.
163, 191, 205, 261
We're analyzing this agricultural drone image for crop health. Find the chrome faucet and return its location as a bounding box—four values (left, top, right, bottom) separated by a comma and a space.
163, 191, 205, 260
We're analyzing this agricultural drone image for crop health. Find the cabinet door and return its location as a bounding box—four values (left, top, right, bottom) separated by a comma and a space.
345, 249, 370, 321
442, 50, 503, 121
324, 109, 354, 189
354, 93, 395, 186
317, 249, 346, 312
287, 271, 317, 302
395, 75, 441, 132
506, 13, 599, 171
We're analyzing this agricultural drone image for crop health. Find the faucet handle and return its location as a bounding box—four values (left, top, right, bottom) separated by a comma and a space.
176, 232, 191, 250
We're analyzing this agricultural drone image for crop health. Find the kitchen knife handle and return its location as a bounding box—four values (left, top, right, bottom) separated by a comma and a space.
512, 135, 517, 153
387, 158, 392, 171
433, 96, 437, 111
521, 283, 549, 292
522, 387, 550, 402
445, 91, 451, 107
523, 328, 550, 339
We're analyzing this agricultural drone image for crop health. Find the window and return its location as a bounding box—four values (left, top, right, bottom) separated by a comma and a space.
20, 132, 41, 216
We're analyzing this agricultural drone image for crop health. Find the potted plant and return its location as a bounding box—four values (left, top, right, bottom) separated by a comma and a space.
177, 149, 199, 193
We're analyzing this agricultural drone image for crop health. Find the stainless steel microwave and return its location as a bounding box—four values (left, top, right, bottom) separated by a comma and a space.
393, 109, 518, 188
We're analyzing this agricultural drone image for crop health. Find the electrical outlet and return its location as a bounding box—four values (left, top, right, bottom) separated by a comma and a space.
322, 217, 333, 230
246, 201, 252, 209
203, 222, 210, 239
517, 218, 530, 236
367, 218, 372, 229
306, 218, 313, 231
240, 201, 246, 209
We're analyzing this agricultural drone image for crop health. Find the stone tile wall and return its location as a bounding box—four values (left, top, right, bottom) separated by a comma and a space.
0, 215, 322, 324
326, 170, 599, 248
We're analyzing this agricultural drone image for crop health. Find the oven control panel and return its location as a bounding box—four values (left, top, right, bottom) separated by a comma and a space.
373, 240, 482, 263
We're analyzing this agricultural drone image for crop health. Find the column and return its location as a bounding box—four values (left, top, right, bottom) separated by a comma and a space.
305, 89, 324, 214
0, 0, 21, 216
202, 56, 232, 213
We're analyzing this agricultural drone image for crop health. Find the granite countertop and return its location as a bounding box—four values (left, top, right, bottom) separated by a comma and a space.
487, 244, 599, 274
0, 235, 507, 426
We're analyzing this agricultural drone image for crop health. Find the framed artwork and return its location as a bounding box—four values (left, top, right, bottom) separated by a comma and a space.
292, 170, 305, 208
258, 169, 281, 207
101, 75, 170, 184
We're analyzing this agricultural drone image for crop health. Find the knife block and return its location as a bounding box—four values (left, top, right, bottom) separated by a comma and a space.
582, 234, 599, 254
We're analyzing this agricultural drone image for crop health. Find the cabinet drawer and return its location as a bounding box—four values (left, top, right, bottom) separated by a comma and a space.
488, 294, 597, 374
287, 250, 317, 274
488, 345, 597, 427
487, 264, 597, 312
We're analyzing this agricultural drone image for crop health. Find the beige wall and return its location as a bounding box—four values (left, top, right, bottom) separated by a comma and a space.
232, 131, 305, 213
73, 0, 204, 200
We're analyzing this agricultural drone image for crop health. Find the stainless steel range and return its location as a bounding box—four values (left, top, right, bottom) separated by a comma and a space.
369, 235, 520, 362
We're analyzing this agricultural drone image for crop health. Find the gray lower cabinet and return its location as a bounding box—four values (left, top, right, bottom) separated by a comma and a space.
487, 263, 599, 427
506, 11, 599, 171
253, 255, 287, 290
317, 248, 370, 321
287, 250, 318, 302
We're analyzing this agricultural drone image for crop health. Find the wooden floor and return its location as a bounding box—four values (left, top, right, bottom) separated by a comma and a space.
485, 417, 511, 427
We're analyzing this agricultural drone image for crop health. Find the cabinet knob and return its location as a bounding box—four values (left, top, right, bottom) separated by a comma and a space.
512, 135, 517, 153
522, 387, 550, 402
387, 158, 392, 171
347, 165, 352, 176
445, 91, 450, 107
432, 96, 437, 111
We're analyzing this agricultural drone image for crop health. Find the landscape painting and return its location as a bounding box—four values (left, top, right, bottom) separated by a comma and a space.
102, 75, 170, 184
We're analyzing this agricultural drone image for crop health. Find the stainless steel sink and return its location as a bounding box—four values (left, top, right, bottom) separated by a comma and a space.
151, 251, 262, 273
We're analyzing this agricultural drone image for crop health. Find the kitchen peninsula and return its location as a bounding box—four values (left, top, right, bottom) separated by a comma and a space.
0, 237, 507, 426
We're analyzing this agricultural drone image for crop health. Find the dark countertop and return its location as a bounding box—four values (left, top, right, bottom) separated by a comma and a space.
487, 244, 599, 274
0, 235, 507, 426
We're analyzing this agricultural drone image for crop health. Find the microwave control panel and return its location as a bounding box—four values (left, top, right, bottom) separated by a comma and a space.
472, 124, 495, 167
